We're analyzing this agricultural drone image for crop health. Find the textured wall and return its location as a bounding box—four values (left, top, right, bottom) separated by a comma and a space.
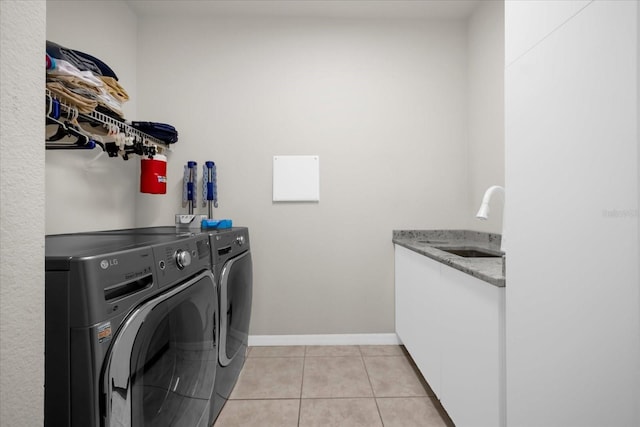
0, 1, 46, 425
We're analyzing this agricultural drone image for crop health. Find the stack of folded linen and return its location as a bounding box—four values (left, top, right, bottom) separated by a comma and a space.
46, 40, 129, 119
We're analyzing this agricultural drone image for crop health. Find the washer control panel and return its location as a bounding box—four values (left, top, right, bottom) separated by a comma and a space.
152, 236, 210, 288
174, 249, 192, 269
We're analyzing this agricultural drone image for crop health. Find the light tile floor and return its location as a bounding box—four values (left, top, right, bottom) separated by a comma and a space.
213, 345, 454, 427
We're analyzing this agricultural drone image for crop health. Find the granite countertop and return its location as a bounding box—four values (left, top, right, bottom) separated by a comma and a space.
393, 230, 506, 287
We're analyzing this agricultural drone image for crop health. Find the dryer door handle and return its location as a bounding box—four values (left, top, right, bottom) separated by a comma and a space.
103, 270, 216, 427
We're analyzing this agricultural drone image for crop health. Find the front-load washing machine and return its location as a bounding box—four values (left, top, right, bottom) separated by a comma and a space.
45, 230, 218, 427
76, 226, 255, 423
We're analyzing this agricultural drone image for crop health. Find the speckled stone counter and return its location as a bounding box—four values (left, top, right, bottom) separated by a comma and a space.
393, 230, 506, 287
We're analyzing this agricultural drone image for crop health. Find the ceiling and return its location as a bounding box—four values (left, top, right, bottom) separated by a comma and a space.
126, 0, 480, 20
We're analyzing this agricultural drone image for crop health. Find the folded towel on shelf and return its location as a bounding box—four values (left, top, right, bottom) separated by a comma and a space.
45, 41, 179, 152
47, 58, 104, 88
46, 81, 98, 114
48, 75, 102, 95
94, 87, 125, 119
47, 76, 125, 119
130, 122, 179, 144
47, 57, 127, 119
99, 76, 129, 103
46, 40, 129, 119
46, 40, 119, 80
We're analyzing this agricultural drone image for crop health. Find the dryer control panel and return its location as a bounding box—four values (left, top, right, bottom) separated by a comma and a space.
210, 227, 251, 265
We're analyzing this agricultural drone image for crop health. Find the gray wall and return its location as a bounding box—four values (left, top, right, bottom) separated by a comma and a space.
467, 0, 505, 233
43, 2, 505, 337
45, 0, 139, 234
135, 14, 471, 335
0, 2, 505, 421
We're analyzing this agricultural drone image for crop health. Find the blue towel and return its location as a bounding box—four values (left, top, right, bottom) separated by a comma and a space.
201, 219, 233, 230
130, 122, 179, 144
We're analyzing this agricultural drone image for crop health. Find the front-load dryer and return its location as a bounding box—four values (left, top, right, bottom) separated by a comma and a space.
45, 230, 218, 427
208, 227, 253, 422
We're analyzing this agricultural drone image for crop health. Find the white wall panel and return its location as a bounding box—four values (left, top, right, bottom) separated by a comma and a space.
505, 1, 640, 425
505, 0, 591, 66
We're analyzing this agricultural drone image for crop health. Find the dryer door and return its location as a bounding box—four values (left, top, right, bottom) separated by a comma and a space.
219, 251, 253, 366
103, 270, 217, 427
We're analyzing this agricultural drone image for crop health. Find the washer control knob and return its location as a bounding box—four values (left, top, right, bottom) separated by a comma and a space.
236, 235, 245, 246
175, 249, 192, 269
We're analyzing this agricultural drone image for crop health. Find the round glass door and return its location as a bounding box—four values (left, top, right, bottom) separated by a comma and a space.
219, 251, 252, 366
104, 271, 217, 427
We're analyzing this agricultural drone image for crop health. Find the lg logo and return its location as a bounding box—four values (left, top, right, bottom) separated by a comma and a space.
100, 259, 118, 269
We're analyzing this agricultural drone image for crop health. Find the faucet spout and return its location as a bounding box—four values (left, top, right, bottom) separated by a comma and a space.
476, 185, 506, 254
476, 185, 505, 220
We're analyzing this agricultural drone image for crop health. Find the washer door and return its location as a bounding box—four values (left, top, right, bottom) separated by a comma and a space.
103, 270, 217, 427
219, 251, 253, 367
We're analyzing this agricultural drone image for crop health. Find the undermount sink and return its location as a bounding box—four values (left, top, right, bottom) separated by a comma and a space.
434, 246, 503, 258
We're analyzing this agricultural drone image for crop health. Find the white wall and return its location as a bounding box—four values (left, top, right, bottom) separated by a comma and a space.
45, 0, 139, 234
0, 1, 46, 425
467, 1, 505, 233
136, 14, 470, 335
505, 1, 640, 425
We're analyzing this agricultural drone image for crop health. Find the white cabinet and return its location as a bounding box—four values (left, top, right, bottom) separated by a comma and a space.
505, 1, 640, 425
439, 265, 504, 427
395, 245, 505, 427
395, 245, 442, 396
505, 0, 591, 65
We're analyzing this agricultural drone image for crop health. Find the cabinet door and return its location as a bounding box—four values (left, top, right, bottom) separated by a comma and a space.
506, 1, 640, 426
394, 245, 442, 396
440, 265, 505, 427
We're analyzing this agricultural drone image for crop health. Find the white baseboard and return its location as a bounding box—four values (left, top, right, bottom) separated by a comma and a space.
248, 333, 401, 347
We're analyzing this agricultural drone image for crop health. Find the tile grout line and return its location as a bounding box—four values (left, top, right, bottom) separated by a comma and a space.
359, 346, 386, 427
297, 346, 307, 427
400, 347, 456, 427
231, 346, 450, 427
299, 396, 387, 401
